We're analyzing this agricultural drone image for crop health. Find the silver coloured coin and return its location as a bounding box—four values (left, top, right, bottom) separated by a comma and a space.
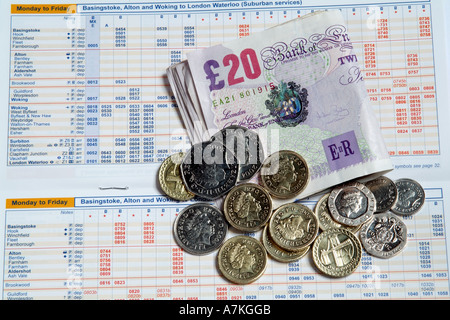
314, 193, 360, 233
210, 125, 264, 182
173, 203, 228, 255
180, 141, 239, 200
365, 176, 398, 213
328, 181, 376, 227
360, 212, 407, 259
391, 178, 425, 216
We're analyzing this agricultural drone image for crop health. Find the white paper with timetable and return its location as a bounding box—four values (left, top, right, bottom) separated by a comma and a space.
0, 0, 449, 300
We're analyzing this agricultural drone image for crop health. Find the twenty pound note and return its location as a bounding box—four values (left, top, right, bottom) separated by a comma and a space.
183, 10, 393, 203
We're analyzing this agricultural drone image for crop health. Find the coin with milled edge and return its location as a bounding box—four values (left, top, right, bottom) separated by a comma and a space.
312, 228, 362, 278
158, 152, 196, 201
180, 141, 239, 200
223, 183, 272, 232
365, 176, 398, 213
217, 235, 267, 285
269, 203, 319, 251
262, 225, 309, 263
260, 150, 309, 199
391, 178, 425, 216
328, 181, 376, 227
173, 203, 228, 255
210, 125, 264, 182
314, 193, 359, 233
360, 212, 408, 259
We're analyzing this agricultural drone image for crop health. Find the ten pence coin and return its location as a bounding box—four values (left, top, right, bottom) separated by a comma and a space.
173, 203, 228, 255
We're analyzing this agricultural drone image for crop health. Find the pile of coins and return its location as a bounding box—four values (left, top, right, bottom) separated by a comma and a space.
159, 126, 425, 284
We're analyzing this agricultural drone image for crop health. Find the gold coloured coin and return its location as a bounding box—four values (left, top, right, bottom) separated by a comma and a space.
223, 183, 273, 232
268, 203, 318, 252
312, 228, 362, 278
260, 150, 309, 199
217, 235, 267, 285
158, 152, 195, 201
262, 225, 309, 263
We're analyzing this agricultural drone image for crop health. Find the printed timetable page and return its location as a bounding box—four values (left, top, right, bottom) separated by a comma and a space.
1, 0, 450, 300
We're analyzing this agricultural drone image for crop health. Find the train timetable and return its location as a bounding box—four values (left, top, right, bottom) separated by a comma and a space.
1, 190, 448, 300
8, 0, 439, 166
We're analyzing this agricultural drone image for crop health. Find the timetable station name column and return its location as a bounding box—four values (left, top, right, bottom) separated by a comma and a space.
8, 5, 86, 166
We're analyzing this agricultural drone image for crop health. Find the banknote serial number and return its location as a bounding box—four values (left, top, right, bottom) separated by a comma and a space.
204, 48, 262, 91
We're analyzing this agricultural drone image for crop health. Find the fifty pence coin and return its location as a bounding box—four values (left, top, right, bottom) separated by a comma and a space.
262, 225, 309, 263
328, 181, 376, 227
260, 150, 310, 199
217, 235, 267, 285
360, 212, 408, 259
314, 193, 360, 233
173, 203, 228, 255
210, 125, 264, 182
158, 152, 195, 201
269, 203, 319, 251
223, 183, 273, 232
365, 176, 398, 213
312, 228, 362, 278
180, 141, 239, 200
391, 178, 425, 216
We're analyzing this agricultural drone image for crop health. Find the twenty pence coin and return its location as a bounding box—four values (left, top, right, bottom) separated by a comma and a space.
312, 228, 362, 278
224, 183, 273, 232
260, 150, 309, 199
158, 152, 195, 201
269, 203, 318, 251
314, 193, 359, 233
328, 181, 376, 227
217, 235, 267, 285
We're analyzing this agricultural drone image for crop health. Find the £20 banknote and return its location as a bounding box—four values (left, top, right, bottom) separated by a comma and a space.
184, 10, 393, 203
